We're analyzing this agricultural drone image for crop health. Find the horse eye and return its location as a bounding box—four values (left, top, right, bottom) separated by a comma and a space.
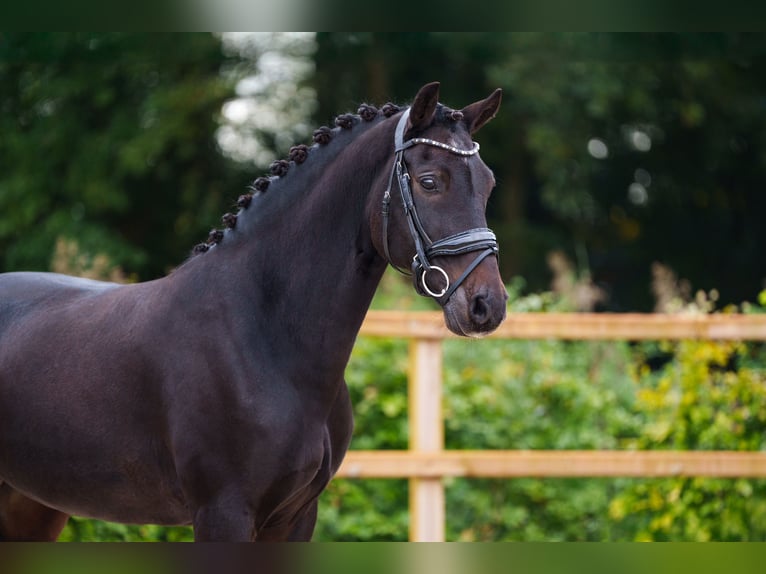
419, 176, 438, 191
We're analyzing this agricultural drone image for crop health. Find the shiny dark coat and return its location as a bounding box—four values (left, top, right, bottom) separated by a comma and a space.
0, 83, 505, 541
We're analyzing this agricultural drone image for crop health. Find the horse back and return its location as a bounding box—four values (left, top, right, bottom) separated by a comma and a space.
0, 271, 118, 333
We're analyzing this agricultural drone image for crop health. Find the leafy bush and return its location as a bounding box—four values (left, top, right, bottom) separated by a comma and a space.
59, 518, 192, 542
316, 273, 645, 541
316, 278, 766, 541
317, 298, 642, 541
440, 336, 640, 541
608, 339, 766, 541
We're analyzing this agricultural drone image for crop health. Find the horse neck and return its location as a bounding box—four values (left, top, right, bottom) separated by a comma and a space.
176, 118, 394, 385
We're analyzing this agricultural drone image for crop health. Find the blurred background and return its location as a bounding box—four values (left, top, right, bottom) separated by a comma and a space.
2, 33, 766, 542
2, 32, 765, 310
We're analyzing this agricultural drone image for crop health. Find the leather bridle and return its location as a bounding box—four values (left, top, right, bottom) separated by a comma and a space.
381, 108, 500, 305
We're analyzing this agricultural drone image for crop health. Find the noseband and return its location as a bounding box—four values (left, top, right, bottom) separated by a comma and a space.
381, 108, 499, 305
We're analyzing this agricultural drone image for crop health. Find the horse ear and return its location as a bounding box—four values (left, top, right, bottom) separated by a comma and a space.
407, 82, 440, 132
461, 88, 502, 134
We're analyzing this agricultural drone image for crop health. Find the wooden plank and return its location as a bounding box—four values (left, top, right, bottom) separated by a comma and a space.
361, 310, 451, 340
408, 340, 443, 452
359, 311, 766, 341
408, 339, 445, 542
337, 450, 766, 478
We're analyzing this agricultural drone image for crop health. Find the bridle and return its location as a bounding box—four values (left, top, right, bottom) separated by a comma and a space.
381, 108, 500, 305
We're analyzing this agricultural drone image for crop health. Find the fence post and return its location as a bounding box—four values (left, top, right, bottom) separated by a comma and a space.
408, 337, 445, 542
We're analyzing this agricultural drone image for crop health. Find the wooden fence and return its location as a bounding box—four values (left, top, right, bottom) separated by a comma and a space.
335, 310, 766, 542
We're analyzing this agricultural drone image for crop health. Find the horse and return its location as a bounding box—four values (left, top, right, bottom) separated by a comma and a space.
0, 82, 506, 541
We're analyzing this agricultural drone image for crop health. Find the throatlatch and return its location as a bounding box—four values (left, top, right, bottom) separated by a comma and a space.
381, 108, 499, 305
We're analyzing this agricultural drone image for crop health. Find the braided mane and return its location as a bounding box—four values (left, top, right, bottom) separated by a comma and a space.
191, 100, 465, 256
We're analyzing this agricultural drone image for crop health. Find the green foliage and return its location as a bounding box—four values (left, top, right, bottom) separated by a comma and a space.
440, 335, 639, 541
344, 336, 410, 451
314, 33, 766, 310
315, 276, 766, 541
316, 276, 641, 541
608, 340, 766, 541
485, 33, 766, 309
59, 517, 192, 542
316, 479, 409, 542
0, 33, 248, 279
443, 338, 638, 451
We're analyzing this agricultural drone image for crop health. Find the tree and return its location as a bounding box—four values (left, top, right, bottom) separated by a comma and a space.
0, 33, 249, 279
488, 33, 766, 310
311, 33, 766, 310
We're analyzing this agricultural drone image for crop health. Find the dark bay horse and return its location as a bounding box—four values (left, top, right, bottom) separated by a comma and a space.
0, 82, 506, 541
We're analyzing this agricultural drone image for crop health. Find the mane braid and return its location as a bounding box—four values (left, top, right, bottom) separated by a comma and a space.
191, 101, 395, 257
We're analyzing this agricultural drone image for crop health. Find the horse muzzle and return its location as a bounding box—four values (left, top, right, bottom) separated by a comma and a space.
441, 270, 508, 337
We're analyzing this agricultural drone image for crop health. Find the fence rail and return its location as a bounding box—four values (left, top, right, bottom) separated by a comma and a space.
335, 310, 766, 542
339, 450, 766, 479
359, 310, 766, 340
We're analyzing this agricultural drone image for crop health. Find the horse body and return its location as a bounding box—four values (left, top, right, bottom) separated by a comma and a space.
0, 274, 183, 522
0, 82, 505, 541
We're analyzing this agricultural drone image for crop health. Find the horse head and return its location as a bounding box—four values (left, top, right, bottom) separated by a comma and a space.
373, 82, 508, 337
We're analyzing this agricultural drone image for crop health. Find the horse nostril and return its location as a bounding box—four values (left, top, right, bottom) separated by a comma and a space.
471, 294, 490, 324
